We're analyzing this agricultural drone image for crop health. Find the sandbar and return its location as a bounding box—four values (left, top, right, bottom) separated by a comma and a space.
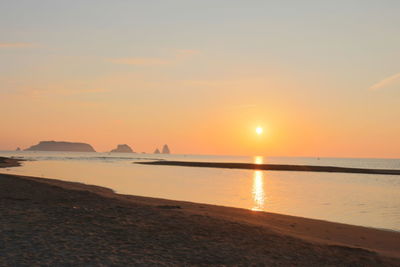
138, 160, 400, 175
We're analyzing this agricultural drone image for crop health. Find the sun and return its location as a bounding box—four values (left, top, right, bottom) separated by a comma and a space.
256, 127, 263, 135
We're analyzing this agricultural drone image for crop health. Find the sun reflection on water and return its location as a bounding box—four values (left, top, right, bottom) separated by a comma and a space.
252, 171, 265, 211
252, 156, 266, 211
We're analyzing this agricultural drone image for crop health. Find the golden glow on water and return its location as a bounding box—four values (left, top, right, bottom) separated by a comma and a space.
251, 170, 266, 211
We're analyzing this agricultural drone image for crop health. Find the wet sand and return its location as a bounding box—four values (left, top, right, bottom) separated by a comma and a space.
1, 159, 400, 265
138, 160, 400, 175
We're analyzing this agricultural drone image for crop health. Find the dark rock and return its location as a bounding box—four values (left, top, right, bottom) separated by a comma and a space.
110, 144, 134, 153
154, 148, 160, 154
162, 144, 170, 154
25, 141, 96, 152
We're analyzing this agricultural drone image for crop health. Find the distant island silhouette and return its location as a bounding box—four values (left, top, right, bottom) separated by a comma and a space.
154, 144, 171, 154
23, 141, 171, 154
110, 144, 134, 153
162, 144, 170, 154
25, 141, 96, 152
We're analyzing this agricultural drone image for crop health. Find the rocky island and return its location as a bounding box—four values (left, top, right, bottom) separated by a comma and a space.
153, 145, 171, 154
162, 144, 170, 154
110, 144, 134, 153
25, 141, 96, 152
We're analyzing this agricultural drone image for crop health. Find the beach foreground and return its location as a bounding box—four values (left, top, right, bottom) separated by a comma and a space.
0, 167, 399, 265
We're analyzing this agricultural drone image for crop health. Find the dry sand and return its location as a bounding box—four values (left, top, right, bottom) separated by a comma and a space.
1, 158, 399, 266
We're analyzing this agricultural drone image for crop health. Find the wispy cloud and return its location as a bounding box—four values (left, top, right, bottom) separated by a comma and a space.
1, 86, 110, 99
109, 57, 169, 66
0, 42, 35, 48
109, 49, 201, 66
177, 49, 201, 57
369, 72, 400, 90
29, 88, 110, 97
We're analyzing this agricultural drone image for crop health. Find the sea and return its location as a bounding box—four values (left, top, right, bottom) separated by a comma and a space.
0, 151, 399, 231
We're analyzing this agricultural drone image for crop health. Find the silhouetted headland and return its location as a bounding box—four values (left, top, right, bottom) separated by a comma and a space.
25, 141, 96, 152
138, 161, 400, 175
110, 144, 134, 153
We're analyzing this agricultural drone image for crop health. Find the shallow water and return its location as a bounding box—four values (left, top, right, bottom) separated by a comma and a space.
1, 151, 399, 231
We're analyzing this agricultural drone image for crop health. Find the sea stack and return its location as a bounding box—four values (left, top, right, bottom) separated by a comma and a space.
16, 147, 21, 151
25, 141, 96, 152
162, 144, 170, 154
154, 148, 160, 154
110, 144, 134, 153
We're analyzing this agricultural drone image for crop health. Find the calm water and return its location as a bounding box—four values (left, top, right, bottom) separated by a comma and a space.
1, 151, 399, 231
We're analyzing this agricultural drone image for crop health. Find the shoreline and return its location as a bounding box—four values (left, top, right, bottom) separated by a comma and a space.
1, 169, 400, 265
138, 160, 400, 175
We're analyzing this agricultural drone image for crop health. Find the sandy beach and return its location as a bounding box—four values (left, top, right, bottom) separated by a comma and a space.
1, 158, 400, 266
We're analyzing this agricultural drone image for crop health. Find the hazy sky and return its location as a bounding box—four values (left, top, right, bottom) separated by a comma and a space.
1, 1, 399, 157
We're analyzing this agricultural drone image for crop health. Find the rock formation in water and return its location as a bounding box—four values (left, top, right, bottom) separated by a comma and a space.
16, 147, 21, 151
110, 144, 134, 153
162, 144, 170, 154
25, 141, 96, 152
154, 148, 160, 154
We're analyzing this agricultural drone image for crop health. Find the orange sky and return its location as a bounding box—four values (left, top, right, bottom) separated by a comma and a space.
1, 1, 399, 158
